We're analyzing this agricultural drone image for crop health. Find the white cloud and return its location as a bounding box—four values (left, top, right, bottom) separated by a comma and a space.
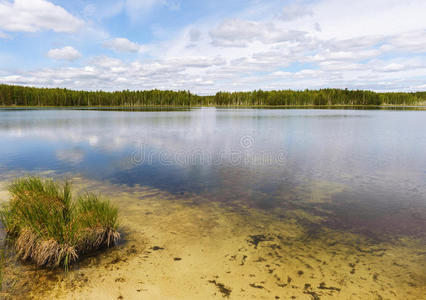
384, 30, 426, 53
314, 22, 321, 32
56, 148, 85, 164
103, 38, 142, 53
312, 0, 426, 39
3, 47, 426, 95
381, 63, 405, 73
0, 0, 83, 33
309, 49, 382, 63
370, 57, 426, 73
280, 4, 313, 21
189, 28, 201, 42
48, 46, 82, 61
210, 19, 308, 47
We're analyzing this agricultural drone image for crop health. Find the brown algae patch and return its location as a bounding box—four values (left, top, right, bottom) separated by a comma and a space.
0, 176, 425, 299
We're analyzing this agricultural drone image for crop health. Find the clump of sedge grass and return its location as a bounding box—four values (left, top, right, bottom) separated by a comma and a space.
0, 177, 120, 270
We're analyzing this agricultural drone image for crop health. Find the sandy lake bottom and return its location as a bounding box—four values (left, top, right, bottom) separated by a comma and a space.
0, 174, 425, 300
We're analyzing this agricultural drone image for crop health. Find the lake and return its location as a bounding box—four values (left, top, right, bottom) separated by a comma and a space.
0, 108, 425, 299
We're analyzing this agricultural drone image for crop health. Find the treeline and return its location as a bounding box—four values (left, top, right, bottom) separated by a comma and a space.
214, 89, 426, 106
0, 84, 425, 106
0, 85, 199, 106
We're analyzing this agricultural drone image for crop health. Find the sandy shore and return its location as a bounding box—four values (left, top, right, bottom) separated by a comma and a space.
1, 176, 425, 299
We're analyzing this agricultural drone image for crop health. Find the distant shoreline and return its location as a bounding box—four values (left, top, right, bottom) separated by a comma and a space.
1, 104, 425, 109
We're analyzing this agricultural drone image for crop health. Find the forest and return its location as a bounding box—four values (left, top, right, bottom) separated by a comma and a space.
0, 84, 425, 107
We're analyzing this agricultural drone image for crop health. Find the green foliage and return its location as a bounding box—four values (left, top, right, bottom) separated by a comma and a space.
0, 84, 198, 106
4, 178, 77, 244
0, 84, 425, 106
0, 177, 120, 270
78, 193, 119, 231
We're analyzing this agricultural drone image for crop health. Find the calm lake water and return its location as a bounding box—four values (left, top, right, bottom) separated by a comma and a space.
1, 107, 426, 299
0, 108, 425, 238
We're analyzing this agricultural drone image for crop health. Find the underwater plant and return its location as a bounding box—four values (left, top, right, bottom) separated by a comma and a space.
0, 177, 120, 270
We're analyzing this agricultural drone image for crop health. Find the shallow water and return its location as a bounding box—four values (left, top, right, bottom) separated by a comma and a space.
0, 108, 425, 299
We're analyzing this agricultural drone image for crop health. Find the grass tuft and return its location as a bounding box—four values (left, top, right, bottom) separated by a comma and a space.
0, 177, 120, 270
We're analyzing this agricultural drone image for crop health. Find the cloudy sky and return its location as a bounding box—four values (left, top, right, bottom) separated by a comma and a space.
0, 0, 425, 94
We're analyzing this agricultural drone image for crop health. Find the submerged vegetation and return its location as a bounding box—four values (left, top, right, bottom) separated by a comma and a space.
0, 177, 120, 270
0, 84, 425, 107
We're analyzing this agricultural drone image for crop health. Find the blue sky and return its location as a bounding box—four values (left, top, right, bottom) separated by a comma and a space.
0, 0, 425, 94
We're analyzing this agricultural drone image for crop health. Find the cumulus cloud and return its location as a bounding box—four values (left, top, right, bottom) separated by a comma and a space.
48, 46, 82, 61
0, 0, 83, 33
103, 38, 142, 53
210, 19, 308, 47
384, 30, 426, 53
380, 63, 405, 73
371, 57, 426, 73
0, 54, 229, 92
309, 49, 382, 63
3, 45, 426, 95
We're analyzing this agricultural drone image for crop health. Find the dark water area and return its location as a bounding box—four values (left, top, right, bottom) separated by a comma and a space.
0, 108, 425, 239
